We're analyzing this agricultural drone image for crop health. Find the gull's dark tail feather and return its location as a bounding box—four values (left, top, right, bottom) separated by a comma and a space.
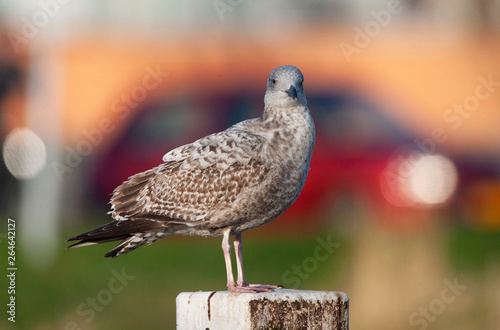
110, 168, 157, 219
66, 219, 166, 258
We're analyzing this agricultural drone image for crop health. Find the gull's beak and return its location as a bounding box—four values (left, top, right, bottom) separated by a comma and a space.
284, 85, 297, 100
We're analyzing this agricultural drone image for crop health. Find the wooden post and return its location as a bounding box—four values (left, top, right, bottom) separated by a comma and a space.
176, 289, 349, 329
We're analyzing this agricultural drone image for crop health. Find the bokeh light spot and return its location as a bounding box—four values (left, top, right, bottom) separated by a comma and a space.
403, 154, 458, 205
3, 127, 47, 179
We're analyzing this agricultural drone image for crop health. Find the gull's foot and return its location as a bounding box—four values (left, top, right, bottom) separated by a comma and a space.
228, 284, 284, 293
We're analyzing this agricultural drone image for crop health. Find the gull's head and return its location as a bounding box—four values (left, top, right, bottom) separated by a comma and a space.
264, 65, 306, 108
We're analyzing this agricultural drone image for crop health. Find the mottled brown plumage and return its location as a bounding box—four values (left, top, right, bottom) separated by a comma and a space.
67, 65, 315, 292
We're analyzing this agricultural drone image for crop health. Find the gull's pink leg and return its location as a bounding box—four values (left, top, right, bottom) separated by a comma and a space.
233, 233, 283, 292
222, 231, 264, 293
233, 233, 248, 287
222, 230, 236, 290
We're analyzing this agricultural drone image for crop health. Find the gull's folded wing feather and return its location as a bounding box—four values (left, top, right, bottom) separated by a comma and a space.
111, 128, 269, 224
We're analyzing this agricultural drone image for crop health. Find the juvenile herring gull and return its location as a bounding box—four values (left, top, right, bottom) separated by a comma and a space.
67, 65, 315, 293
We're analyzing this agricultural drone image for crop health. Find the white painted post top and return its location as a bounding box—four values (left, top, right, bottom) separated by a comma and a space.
176, 289, 349, 330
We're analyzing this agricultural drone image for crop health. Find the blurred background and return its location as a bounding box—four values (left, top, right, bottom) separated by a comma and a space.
1, 0, 500, 329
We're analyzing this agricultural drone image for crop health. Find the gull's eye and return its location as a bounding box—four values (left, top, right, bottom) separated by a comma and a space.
272, 79, 276, 84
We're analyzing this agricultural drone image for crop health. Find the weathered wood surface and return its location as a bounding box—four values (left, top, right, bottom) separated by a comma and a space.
176, 289, 349, 329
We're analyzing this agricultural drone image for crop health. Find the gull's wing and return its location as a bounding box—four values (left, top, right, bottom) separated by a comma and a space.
163, 127, 264, 170
110, 128, 269, 224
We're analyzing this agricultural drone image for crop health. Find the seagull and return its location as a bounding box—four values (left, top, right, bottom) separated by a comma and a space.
67, 65, 315, 293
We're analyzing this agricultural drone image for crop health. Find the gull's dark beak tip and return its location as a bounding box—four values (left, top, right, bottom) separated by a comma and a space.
285, 85, 297, 100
